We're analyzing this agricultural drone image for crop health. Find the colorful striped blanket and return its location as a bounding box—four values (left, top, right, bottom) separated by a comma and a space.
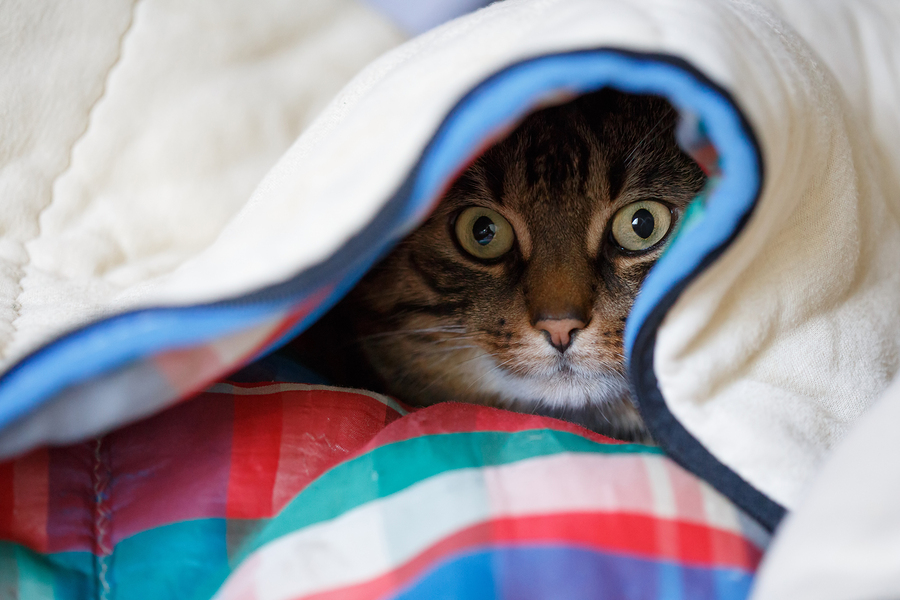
0, 382, 767, 599
3, 0, 900, 597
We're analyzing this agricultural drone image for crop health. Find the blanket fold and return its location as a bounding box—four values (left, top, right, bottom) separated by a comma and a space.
1, 0, 899, 536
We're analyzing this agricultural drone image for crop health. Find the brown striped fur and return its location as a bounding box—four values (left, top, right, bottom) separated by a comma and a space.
294, 89, 705, 441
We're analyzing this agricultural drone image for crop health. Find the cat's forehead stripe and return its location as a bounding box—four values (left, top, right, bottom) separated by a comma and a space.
607, 158, 627, 201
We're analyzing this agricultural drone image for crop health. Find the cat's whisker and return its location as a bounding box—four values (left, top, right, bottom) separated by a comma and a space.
358, 331, 474, 344
406, 345, 480, 356
317, 329, 473, 354
358, 326, 467, 339
362, 338, 479, 351
460, 356, 517, 396
527, 396, 547, 415
322, 90, 700, 442
411, 351, 489, 397
624, 105, 676, 166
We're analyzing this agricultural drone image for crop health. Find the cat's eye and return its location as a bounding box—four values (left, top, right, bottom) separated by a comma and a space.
454, 206, 515, 260
610, 200, 672, 252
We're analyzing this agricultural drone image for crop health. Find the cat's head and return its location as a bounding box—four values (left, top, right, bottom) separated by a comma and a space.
350, 89, 705, 440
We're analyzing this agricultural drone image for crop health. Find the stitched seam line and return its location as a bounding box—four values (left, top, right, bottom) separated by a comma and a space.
92, 436, 113, 600
1, 0, 142, 363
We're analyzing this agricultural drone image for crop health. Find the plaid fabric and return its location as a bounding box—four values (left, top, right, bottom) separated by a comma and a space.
0, 382, 767, 600
0, 64, 723, 466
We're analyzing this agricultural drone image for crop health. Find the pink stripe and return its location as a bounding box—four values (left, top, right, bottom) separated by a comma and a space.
155, 344, 225, 396
666, 459, 707, 523
220, 553, 262, 600
484, 453, 656, 517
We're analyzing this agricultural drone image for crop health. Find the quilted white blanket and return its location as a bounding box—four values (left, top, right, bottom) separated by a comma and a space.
1, 0, 899, 574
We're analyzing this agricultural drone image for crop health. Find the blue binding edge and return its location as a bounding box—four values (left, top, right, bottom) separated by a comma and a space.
0, 50, 783, 529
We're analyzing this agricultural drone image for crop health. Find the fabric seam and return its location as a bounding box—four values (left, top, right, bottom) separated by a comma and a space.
1, 0, 142, 362
92, 436, 113, 600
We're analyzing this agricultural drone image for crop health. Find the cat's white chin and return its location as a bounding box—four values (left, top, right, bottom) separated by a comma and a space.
468, 354, 631, 412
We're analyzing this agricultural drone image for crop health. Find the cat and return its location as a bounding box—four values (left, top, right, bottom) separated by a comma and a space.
292, 88, 706, 442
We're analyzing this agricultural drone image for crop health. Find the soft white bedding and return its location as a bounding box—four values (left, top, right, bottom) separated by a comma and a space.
1, 0, 899, 571
0, 0, 404, 371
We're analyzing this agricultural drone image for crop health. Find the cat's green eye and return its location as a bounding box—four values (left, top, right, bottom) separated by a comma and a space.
454, 206, 515, 260
610, 200, 672, 252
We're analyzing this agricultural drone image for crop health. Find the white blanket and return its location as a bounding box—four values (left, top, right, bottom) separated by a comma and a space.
1, 0, 899, 541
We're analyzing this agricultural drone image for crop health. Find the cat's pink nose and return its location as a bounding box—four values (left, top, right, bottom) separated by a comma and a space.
534, 318, 586, 352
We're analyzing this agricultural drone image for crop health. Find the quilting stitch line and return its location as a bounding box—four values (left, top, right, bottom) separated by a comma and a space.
2, 0, 142, 363
92, 436, 113, 600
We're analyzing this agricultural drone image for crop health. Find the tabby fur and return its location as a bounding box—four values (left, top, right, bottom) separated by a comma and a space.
294, 89, 705, 442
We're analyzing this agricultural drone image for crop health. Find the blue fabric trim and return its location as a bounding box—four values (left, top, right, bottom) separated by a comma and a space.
390, 545, 755, 600
0, 303, 281, 431
0, 49, 778, 528
0, 52, 689, 425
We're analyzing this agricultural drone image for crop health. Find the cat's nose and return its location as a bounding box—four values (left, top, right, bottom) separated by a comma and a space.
534, 318, 586, 353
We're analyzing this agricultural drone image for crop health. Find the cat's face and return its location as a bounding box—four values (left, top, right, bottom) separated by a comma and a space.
350, 90, 705, 440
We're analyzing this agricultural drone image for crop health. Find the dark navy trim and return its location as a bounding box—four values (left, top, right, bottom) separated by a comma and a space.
0, 49, 784, 529
610, 56, 787, 531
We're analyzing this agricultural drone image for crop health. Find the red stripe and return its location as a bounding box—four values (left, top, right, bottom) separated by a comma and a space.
227, 394, 284, 519
271, 389, 392, 513
0, 449, 50, 552
15, 448, 49, 552
0, 459, 14, 544
221, 384, 403, 518
357, 402, 620, 456
299, 513, 761, 600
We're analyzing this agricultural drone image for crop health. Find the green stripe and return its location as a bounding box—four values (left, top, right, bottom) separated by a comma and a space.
14, 545, 56, 600
0, 430, 656, 600
243, 429, 659, 559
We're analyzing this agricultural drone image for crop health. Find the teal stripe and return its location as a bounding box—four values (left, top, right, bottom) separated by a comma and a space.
14, 545, 56, 600
0, 544, 96, 600
49, 552, 94, 600
245, 430, 659, 558
0, 543, 18, 599
0, 523, 231, 600
0, 432, 656, 600
0, 432, 655, 600
114, 520, 228, 600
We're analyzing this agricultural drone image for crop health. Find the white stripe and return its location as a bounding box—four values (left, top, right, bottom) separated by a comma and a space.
206, 382, 408, 415
253, 467, 491, 600
217, 452, 747, 600
699, 476, 742, 533
642, 453, 678, 519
